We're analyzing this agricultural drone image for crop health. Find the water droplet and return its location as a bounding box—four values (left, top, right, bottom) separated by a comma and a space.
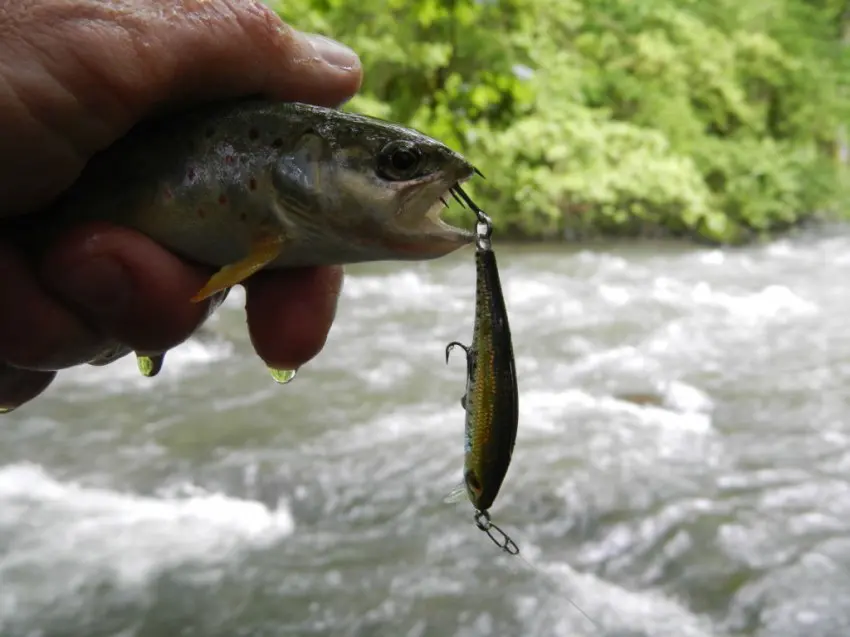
269, 368, 297, 384
137, 353, 165, 377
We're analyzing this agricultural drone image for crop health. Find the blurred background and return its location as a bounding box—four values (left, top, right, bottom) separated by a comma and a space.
4, 1, 850, 636
274, 0, 850, 244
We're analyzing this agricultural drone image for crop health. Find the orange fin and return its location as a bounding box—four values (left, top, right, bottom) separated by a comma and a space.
191, 233, 284, 303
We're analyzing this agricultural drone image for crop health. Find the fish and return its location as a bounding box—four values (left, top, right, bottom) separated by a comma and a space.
45, 99, 478, 377
444, 188, 519, 552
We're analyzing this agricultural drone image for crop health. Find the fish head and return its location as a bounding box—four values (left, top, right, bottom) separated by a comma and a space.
321, 114, 477, 258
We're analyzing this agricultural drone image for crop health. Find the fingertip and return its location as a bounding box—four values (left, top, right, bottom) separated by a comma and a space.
0, 363, 56, 413
267, 30, 363, 106
239, 4, 363, 106
244, 266, 343, 369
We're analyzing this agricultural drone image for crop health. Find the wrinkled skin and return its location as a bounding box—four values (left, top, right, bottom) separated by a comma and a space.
0, 0, 363, 412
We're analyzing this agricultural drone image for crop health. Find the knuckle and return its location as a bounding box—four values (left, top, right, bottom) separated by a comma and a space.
0, 362, 55, 411
0, 331, 94, 371
0, 309, 105, 371
110, 310, 204, 355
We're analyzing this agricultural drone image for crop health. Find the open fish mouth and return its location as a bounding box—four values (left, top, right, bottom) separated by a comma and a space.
447, 180, 486, 214
415, 169, 486, 240
421, 189, 472, 238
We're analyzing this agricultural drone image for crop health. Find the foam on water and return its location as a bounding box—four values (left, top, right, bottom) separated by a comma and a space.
661, 380, 714, 413
648, 277, 819, 320
344, 270, 466, 307
597, 284, 632, 306
7, 231, 850, 635
0, 463, 293, 626
698, 249, 726, 265
505, 278, 553, 305
516, 555, 721, 637
519, 387, 713, 438
603, 396, 713, 433
574, 251, 631, 273
690, 282, 818, 321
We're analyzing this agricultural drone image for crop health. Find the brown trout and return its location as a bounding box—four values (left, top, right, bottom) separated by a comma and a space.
51, 99, 477, 304
45, 100, 478, 378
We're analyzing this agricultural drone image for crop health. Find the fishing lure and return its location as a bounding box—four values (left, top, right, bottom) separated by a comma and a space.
444, 191, 609, 632
445, 185, 520, 555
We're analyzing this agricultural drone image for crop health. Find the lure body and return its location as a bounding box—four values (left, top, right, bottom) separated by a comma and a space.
446, 227, 518, 513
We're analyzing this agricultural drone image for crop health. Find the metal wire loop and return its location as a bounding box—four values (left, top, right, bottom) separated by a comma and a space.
475, 213, 493, 251
476, 213, 493, 239
451, 185, 493, 247
474, 510, 520, 555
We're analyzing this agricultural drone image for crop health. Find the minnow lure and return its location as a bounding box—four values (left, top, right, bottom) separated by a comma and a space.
445, 186, 519, 554
443, 193, 606, 632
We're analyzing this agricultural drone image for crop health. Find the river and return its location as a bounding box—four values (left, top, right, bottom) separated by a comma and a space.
3, 225, 850, 637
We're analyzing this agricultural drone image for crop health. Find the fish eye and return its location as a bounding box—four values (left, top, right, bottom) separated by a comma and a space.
377, 141, 423, 181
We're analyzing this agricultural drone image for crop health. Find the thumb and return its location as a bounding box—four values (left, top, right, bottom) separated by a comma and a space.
0, 0, 362, 216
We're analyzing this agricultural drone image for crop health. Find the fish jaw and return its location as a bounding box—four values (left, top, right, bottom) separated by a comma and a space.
383, 185, 476, 259
326, 164, 477, 261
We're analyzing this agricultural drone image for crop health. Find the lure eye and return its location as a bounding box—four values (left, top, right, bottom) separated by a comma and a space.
465, 470, 483, 495
377, 141, 423, 181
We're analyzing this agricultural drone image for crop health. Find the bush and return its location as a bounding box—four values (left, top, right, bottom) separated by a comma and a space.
266, 0, 850, 244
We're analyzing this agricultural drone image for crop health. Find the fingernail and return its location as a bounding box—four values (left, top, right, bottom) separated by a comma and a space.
54, 257, 131, 318
0, 405, 13, 414
87, 342, 132, 367
303, 33, 359, 70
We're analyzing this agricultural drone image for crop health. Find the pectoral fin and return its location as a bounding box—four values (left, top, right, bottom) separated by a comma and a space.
191, 233, 284, 303
443, 481, 469, 504
137, 353, 165, 377
460, 393, 468, 411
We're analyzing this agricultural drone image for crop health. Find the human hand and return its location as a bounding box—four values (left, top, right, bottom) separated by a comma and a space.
0, 0, 362, 412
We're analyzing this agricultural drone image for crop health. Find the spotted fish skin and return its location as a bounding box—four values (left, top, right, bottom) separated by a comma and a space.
48, 99, 476, 271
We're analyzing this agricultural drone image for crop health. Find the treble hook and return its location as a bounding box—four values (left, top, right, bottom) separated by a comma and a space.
450, 186, 493, 251
445, 341, 469, 364
474, 509, 520, 555
452, 185, 492, 230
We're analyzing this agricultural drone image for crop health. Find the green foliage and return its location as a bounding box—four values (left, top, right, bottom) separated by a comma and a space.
266, 0, 850, 243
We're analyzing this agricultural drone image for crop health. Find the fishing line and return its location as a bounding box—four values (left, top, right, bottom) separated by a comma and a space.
468, 509, 613, 634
